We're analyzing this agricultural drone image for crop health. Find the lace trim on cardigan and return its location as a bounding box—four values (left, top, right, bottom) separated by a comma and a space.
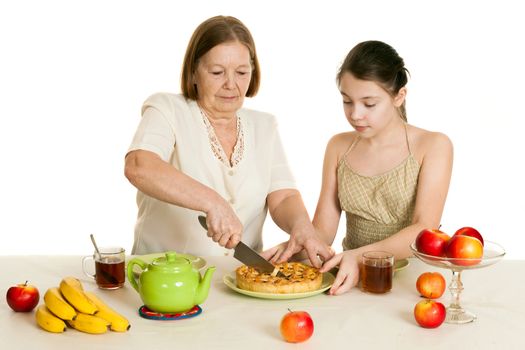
199, 107, 244, 167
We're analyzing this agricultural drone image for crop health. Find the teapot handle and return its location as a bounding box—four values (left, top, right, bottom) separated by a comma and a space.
127, 258, 147, 293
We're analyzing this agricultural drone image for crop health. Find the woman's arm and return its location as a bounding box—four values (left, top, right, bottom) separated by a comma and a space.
124, 149, 242, 248
321, 132, 454, 295
125, 150, 217, 211
262, 134, 349, 266
265, 189, 334, 268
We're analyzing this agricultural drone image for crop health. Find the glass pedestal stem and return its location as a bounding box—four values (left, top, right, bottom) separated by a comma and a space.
446, 270, 476, 324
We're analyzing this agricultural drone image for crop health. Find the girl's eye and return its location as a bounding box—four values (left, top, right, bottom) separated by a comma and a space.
343, 101, 353, 105
365, 104, 376, 108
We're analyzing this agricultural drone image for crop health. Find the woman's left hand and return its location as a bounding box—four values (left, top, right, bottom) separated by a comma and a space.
260, 241, 290, 263
262, 224, 334, 268
320, 250, 360, 295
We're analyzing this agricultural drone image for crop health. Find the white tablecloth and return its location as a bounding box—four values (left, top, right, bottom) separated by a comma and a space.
1, 255, 524, 349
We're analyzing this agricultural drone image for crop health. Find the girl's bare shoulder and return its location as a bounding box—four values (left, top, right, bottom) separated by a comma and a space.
327, 131, 358, 152
408, 125, 453, 158
323, 132, 358, 166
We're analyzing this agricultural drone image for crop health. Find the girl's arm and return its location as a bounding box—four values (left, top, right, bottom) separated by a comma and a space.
312, 134, 348, 245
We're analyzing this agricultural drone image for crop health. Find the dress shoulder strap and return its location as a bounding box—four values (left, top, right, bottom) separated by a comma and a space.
404, 123, 412, 155
340, 135, 361, 164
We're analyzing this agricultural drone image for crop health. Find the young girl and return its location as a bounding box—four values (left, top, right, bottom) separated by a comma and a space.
313, 41, 453, 295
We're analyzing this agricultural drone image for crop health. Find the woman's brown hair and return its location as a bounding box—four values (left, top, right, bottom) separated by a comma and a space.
337, 41, 410, 121
181, 16, 261, 100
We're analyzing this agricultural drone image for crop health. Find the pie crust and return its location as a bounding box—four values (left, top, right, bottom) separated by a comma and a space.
235, 262, 322, 294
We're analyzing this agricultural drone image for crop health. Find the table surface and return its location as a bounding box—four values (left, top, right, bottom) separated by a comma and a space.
1, 255, 524, 349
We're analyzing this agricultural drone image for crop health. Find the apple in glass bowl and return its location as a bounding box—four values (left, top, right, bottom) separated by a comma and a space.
415, 228, 451, 257
445, 235, 483, 266
454, 226, 484, 246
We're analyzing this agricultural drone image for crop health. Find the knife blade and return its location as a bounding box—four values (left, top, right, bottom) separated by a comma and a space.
197, 215, 283, 276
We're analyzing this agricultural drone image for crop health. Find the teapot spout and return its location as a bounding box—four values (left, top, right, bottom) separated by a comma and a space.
195, 266, 216, 306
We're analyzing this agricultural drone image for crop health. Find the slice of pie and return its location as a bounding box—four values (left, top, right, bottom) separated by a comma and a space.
235, 262, 323, 294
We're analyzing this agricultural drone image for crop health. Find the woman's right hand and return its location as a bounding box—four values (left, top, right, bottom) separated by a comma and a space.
204, 202, 243, 249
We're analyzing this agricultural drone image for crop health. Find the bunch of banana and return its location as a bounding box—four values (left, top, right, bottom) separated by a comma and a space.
36, 276, 130, 334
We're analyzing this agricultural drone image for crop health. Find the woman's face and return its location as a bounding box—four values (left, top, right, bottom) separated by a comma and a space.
338, 72, 405, 137
194, 41, 252, 117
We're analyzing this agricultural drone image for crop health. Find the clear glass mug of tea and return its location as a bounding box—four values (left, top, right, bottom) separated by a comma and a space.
82, 247, 126, 289
360, 251, 394, 294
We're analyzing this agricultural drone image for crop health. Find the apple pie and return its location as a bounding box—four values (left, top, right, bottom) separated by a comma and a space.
235, 262, 323, 294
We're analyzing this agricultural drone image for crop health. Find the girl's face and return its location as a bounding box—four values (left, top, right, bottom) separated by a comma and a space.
338, 72, 406, 137
194, 41, 252, 117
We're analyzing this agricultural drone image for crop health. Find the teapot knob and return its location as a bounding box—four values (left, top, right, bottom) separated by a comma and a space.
165, 252, 177, 263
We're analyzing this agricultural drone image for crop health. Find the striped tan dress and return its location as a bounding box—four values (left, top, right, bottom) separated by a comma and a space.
337, 129, 420, 250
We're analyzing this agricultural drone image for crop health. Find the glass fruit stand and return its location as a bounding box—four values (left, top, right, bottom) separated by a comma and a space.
410, 241, 505, 324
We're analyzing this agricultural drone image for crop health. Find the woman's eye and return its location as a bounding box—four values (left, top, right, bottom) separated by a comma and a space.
211, 71, 223, 76
237, 71, 249, 76
343, 100, 352, 105
365, 104, 376, 108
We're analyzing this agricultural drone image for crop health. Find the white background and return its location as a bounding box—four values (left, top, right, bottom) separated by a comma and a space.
1, 0, 523, 258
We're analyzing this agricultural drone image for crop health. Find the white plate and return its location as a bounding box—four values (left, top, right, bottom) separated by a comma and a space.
223, 272, 334, 300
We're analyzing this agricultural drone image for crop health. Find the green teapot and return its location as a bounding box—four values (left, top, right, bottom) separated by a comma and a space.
127, 251, 216, 313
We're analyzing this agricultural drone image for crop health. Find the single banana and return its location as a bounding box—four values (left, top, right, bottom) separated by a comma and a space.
59, 277, 98, 314
35, 305, 67, 333
43, 287, 77, 320
84, 291, 131, 332
66, 313, 110, 334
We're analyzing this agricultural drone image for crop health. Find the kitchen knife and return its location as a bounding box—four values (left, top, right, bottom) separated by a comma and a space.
197, 215, 283, 276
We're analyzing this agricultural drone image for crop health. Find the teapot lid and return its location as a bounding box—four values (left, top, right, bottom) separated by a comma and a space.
151, 251, 191, 270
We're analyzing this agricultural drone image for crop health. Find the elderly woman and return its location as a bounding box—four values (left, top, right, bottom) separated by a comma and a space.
125, 16, 332, 266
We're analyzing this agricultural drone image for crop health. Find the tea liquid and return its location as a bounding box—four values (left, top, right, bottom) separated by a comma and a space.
95, 257, 125, 289
361, 263, 393, 293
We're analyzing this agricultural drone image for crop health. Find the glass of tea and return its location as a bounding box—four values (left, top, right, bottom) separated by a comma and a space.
82, 247, 126, 289
360, 251, 394, 294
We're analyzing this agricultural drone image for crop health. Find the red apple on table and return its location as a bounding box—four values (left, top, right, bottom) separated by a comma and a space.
416, 272, 446, 299
6, 281, 40, 312
445, 235, 483, 266
415, 228, 451, 257
454, 226, 484, 246
414, 299, 446, 328
280, 309, 314, 343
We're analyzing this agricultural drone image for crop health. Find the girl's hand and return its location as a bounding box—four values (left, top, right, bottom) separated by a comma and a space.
205, 202, 243, 249
320, 250, 360, 295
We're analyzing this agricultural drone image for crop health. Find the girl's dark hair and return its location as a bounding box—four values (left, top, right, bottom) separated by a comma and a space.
336, 41, 410, 121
